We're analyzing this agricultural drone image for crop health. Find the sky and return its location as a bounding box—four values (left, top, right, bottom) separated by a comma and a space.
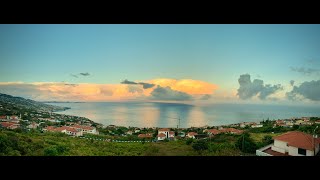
0, 24, 320, 104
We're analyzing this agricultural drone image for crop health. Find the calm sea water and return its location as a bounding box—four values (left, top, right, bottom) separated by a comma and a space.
47, 102, 320, 128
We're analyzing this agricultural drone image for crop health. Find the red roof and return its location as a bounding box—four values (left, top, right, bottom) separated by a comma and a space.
72, 125, 94, 130
138, 133, 153, 138
157, 133, 166, 137
159, 128, 170, 131
169, 131, 175, 135
1, 122, 16, 128
207, 129, 220, 135
220, 128, 243, 134
274, 131, 319, 151
188, 132, 198, 136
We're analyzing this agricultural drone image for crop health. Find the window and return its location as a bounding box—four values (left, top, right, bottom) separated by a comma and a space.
298, 148, 306, 156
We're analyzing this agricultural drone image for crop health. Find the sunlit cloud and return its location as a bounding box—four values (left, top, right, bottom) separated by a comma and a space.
149, 78, 218, 95
0, 78, 219, 102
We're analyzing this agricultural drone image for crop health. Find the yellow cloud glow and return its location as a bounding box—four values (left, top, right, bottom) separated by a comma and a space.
149, 78, 218, 95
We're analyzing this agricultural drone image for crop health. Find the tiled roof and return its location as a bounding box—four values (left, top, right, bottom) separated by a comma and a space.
159, 128, 170, 131
0, 122, 16, 128
207, 129, 220, 135
169, 131, 175, 135
188, 132, 198, 136
157, 133, 166, 137
274, 131, 318, 151
138, 133, 153, 138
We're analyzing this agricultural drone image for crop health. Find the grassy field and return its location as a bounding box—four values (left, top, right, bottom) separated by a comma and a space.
249, 132, 280, 143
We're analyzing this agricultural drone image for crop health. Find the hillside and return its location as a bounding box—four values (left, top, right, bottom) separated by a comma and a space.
0, 93, 70, 114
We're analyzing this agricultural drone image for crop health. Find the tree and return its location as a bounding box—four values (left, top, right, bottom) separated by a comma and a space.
262, 135, 273, 146
236, 133, 257, 154
192, 140, 208, 153
186, 138, 193, 145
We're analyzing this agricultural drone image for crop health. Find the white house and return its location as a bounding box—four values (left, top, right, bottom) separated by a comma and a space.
187, 132, 198, 139
71, 125, 99, 135
158, 128, 170, 138
256, 131, 320, 156
157, 133, 166, 141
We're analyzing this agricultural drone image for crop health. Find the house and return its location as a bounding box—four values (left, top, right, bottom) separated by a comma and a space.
0, 122, 20, 129
220, 128, 243, 134
27, 122, 39, 129
71, 125, 99, 135
64, 126, 83, 137
206, 129, 221, 136
126, 130, 133, 135
158, 128, 170, 138
251, 124, 263, 128
256, 131, 320, 156
0, 115, 7, 120
187, 132, 198, 139
169, 131, 175, 138
315, 120, 320, 124
157, 133, 166, 141
43, 126, 83, 137
138, 133, 153, 139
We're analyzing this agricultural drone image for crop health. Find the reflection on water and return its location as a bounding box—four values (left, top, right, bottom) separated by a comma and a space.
48, 102, 320, 128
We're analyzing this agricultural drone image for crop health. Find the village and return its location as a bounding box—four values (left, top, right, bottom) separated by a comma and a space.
1, 111, 320, 156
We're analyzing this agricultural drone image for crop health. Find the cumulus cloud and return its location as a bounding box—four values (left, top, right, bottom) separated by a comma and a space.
150, 78, 218, 95
200, 94, 211, 100
80, 72, 90, 76
290, 67, 320, 75
237, 74, 283, 100
150, 86, 192, 101
290, 80, 295, 86
286, 80, 320, 101
121, 79, 155, 89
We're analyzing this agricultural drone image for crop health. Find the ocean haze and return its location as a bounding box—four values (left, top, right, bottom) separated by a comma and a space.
47, 102, 320, 128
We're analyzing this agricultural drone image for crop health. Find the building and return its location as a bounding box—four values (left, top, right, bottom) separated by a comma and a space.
43, 126, 83, 137
27, 122, 39, 129
71, 125, 99, 135
206, 129, 221, 136
157, 133, 166, 141
256, 131, 320, 156
138, 133, 153, 139
0, 122, 20, 129
158, 128, 170, 138
187, 132, 198, 139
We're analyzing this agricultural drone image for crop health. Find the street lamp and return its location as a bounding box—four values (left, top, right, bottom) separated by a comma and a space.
313, 126, 318, 156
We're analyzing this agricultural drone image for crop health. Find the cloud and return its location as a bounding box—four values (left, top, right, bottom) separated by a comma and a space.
290, 80, 295, 86
200, 94, 211, 100
0, 78, 218, 102
79, 72, 90, 76
237, 74, 283, 100
121, 79, 137, 85
70, 74, 78, 78
286, 80, 320, 101
149, 79, 218, 95
150, 86, 192, 101
121, 79, 155, 89
290, 67, 320, 75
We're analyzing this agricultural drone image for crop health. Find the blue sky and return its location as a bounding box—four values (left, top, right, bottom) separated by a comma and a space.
0, 24, 320, 103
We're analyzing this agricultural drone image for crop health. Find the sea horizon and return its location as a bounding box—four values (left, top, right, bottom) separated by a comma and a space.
47, 102, 320, 128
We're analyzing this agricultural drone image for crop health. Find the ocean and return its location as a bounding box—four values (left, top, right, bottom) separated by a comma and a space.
47, 102, 320, 128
